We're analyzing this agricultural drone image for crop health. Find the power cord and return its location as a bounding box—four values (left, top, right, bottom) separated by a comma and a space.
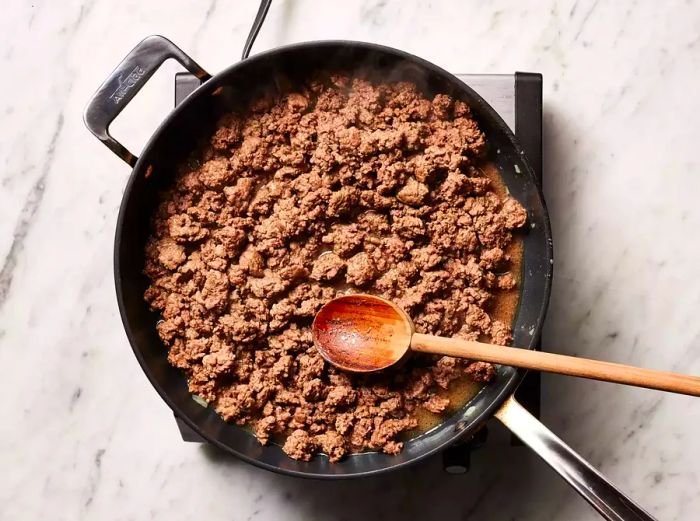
241, 0, 273, 60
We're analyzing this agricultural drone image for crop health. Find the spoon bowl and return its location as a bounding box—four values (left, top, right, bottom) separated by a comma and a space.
312, 294, 413, 372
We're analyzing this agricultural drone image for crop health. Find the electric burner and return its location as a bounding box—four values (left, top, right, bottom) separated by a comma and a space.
171, 71, 544, 473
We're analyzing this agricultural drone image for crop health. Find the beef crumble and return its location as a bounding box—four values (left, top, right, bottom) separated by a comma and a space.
144, 73, 527, 462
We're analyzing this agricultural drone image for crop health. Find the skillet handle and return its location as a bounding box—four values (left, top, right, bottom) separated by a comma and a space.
495, 396, 656, 521
83, 35, 211, 167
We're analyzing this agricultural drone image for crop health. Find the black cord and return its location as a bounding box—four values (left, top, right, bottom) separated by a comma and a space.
242, 0, 273, 60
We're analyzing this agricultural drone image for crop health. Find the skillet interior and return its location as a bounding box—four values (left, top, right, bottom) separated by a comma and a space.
115, 41, 552, 478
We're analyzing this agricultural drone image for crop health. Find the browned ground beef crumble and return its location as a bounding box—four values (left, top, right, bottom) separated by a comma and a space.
144, 73, 527, 462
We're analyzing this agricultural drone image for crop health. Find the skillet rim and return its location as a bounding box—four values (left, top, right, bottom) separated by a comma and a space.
114, 39, 553, 479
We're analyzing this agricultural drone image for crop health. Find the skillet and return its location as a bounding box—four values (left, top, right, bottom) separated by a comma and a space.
84, 25, 654, 520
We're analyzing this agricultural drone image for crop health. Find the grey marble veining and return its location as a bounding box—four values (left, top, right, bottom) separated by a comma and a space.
1, 1, 699, 519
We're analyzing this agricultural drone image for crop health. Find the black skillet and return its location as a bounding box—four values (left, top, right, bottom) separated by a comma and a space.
83, 16, 654, 521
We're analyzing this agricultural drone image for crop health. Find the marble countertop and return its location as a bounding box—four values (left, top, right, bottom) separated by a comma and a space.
2, 0, 699, 519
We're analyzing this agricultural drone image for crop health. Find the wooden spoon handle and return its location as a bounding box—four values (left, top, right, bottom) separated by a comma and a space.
411, 333, 700, 397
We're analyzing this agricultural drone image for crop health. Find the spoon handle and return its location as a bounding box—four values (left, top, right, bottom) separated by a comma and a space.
410, 333, 700, 397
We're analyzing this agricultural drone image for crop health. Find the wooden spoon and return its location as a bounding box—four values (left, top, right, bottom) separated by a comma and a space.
312, 294, 700, 397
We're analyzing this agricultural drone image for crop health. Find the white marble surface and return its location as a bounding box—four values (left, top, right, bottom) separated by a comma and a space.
1, 0, 699, 519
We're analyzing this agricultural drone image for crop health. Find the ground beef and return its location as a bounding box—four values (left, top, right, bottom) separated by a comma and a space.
282, 429, 317, 461
316, 430, 347, 463
421, 394, 448, 413
144, 73, 527, 463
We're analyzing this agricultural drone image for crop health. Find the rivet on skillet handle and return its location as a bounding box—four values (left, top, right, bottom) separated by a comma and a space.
83, 35, 211, 167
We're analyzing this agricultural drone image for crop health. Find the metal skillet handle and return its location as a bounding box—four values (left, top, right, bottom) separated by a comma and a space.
495, 396, 656, 521
83, 35, 211, 167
